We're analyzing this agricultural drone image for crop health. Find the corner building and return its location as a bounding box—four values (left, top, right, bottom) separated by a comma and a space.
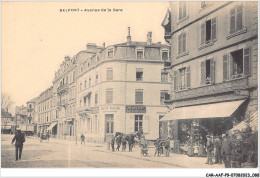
76, 29, 171, 142
161, 2, 258, 143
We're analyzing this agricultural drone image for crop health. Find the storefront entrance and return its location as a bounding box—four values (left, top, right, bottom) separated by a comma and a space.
105, 114, 114, 142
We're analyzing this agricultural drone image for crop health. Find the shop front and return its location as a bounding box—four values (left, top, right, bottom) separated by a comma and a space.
161, 100, 246, 156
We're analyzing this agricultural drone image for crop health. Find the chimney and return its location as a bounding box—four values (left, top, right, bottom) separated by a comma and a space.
147, 32, 152, 45
127, 27, 131, 45
86, 43, 97, 49
103, 42, 106, 48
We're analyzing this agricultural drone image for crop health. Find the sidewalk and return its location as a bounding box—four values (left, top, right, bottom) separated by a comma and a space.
48, 137, 225, 168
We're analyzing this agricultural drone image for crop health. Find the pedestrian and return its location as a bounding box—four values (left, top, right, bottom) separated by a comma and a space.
46, 131, 50, 143
11, 129, 25, 161
111, 135, 115, 152
198, 136, 206, 157
205, 134, 214, 165
221, 135, 231, 168
154, 138, 161, 157
121, 135, 127, 152
80, 133, 85, 145
214, 135, 222, 164
116, 134, 121, 151
40, 131, 44, 143
165, 137, 171, 157
128, 134, 135, 152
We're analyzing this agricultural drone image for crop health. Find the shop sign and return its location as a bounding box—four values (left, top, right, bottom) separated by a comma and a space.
91, 107, 99, 114
126, 105, 146, 113
100, 106, 121, 112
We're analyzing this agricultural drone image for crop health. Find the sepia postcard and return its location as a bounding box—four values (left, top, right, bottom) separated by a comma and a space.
1, 1, 259, 177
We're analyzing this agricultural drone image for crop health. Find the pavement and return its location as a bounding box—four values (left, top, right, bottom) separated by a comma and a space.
1, 134, 225, 168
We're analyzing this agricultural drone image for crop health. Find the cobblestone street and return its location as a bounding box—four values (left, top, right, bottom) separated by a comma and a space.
1, 134, 180, 168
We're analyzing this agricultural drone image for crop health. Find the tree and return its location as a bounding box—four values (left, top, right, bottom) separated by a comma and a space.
1, 93, 14, 112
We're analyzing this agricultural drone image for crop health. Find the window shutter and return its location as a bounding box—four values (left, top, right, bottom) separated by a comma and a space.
182, 32, 187, 53
135, 90, 143, 104
201, 61, 206, 85
243, 47, 251, 76
236, 5, 243, 31
186, 66, 191, 88
223, 54, 229, 81
178, 34, 182, 54
210, 58, 215, 84
174, 71, 178, 91
201, 23, 206, 45
211, 17, 217, 40
179, 2, 183, 20
129, 115, 135, 133
230, 8, 236, 34
143, 115, 149, 134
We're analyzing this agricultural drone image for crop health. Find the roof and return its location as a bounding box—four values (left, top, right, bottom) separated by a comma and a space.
1, 109, 12, 118
114, 41, 170, 48
27, 97, 38, 103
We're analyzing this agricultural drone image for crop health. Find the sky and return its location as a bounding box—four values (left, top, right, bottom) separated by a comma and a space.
2, 1, 170, 114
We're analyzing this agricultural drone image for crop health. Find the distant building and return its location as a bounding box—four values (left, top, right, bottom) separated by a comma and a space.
15, 105, 28, 127
1, 109, 14, 134
161, 2, 258, 143
26, 97, 38, 124
76, 28, 171, 142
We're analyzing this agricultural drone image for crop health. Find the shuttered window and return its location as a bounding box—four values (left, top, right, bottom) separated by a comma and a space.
175, 67, 191, 91
160, 90, 170, 105
179, 2, 187, 20
95, 93, 98, 105
230, 5, 244, 34
178, 32, 187, 55
106, 68, 113, 80
106, 89, 113, 104
201, 59, 215, 85
201, 17, 217, 45
107, 49, 113, 59
135, 90, 143, 104
161, 71, 168, 83
135, 115, 143, 132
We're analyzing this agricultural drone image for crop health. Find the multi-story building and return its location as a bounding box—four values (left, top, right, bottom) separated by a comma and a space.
76, 28, 171, 143
15, 105, 28, 127
161, 2, 258, 143
52, 44, 103, 140
26, 97, 38, 134
1, 109, 14, 134
37, 87, 55, 134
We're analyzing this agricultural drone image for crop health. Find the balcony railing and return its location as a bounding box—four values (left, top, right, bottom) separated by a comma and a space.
57, 83, 69, 95
77, 105, 91, 113
57, 99, 68, 107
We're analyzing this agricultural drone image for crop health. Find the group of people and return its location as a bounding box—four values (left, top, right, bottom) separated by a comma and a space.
154, 137, 171, 157
110, 133, 136, 152
37, 131, 50, 142
205, 134, 232, 168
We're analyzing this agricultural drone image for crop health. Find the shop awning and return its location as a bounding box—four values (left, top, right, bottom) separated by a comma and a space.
161, 100, 245, 121
47, 122, 57, 131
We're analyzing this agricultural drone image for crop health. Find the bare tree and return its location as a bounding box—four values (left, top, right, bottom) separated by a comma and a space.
1, 93, 14, 112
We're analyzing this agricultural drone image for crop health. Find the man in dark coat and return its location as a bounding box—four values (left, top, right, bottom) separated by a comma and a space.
205, 135, 214, 165
11, 129, 25, 161
214, 136, 222, 164
221, 135, 231, 168
111, 135, 115, 152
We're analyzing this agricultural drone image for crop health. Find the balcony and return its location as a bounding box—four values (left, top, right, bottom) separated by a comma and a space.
77, 105, 91, 115
57, 83, 69, 95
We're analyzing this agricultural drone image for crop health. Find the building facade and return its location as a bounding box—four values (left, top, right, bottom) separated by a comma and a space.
15, 105, 28, 127
161, 1, 258, 143
76, 29, 171, 142
37, 87, 55, 134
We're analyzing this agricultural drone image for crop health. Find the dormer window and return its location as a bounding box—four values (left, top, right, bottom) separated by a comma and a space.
136, 48, 144, 59
161, 49, 169, 60
96, 53, 100, 62
107, 49, 114, 59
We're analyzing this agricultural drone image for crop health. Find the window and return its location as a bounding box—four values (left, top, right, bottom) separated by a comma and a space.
201, 59, 215, 85
107, 49, 113, 59
106, 68, 113, 80
161, 50, 169, 60
230, 5, 244, 34
106, 89, 113, 104
89, 77, 91, 87
96, 74, 98, 84
201, 17, 217, 45
179, 2, 187, 21
135, 115, 143, 132
135, 89, 143, 105
223, 47, 251, 81
80, 99, 82, 107
136, 49, 144, 59
80, 83, 82, 91
160, 90, 170, 105
83, 96, 87, 106
174, 67, 191, 91
178, 32, 187, 55
73, 71, 75, 81
84, 79, 87, 89
161, 71, 168, 83
97, 54, 100, 62
87, 118, 90, 132
95, 93, 98, 105
136, 68, 143, 81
